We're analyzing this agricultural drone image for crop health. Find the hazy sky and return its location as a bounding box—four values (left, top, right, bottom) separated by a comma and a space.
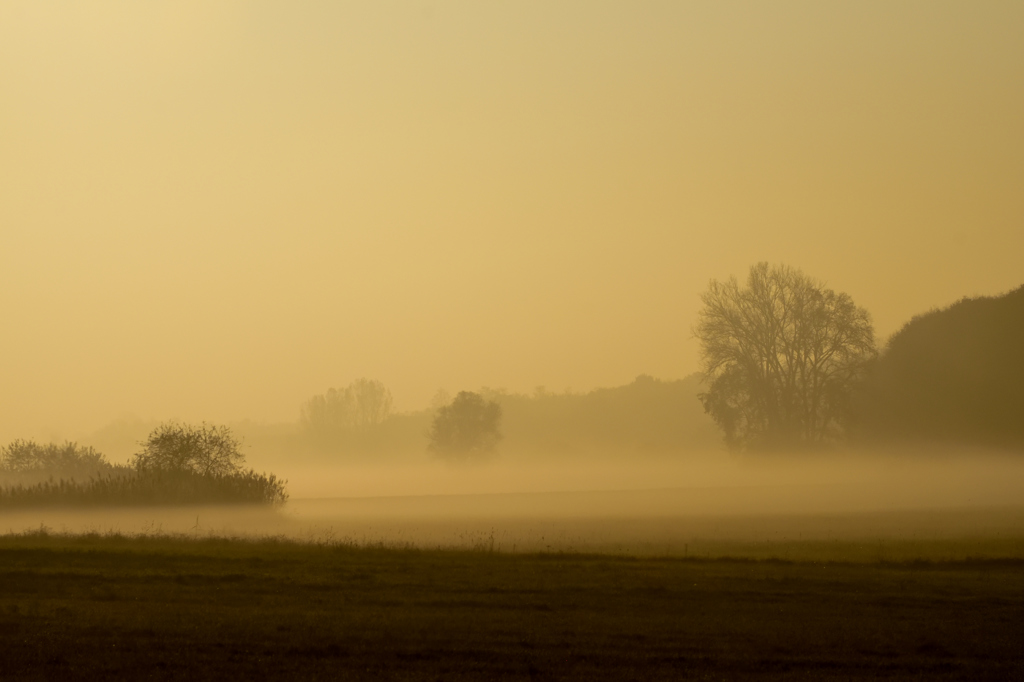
2, 1, 1022, 439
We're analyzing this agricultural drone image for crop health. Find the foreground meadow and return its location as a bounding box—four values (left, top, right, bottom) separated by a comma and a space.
1, 532, 1022, 680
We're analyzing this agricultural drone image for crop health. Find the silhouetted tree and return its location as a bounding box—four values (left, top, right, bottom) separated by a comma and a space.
133, 422, 245, 476
428, 391, 502, 461
301, 378, 394, 432
694, 263, 875, 450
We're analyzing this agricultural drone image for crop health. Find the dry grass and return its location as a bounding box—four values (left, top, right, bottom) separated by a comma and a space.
0, 531, 1021, 680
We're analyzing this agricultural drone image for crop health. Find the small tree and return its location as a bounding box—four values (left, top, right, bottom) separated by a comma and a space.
133, 422, 245, 476
694, 262, 876, 450
428, 391, 502, 461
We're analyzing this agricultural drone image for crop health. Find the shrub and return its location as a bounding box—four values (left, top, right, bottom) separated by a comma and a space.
0, 423, 288, 508
0, 440, 119, 483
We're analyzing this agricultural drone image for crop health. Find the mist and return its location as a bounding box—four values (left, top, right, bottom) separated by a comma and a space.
5, 449, 1022, 559
1, 1, 1022, 556
5, 5, 1024, 678
3, 1, 1024, 441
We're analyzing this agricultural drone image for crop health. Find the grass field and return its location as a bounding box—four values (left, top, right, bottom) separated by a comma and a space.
2, 530, 1022, 680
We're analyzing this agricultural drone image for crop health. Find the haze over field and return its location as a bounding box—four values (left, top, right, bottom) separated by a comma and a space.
2, 1, 1023, 442
6, 9, 1024, 680
5, 454, 1024, 559
0, 2, 1022, 555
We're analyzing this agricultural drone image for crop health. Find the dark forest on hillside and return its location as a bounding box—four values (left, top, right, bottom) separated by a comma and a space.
854, 285, 1024, 450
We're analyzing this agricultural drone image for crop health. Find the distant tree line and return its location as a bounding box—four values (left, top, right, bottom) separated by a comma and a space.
0, 422, 286, 508
477, 375, 720, 457
287, 372, 722, 463
148, 272, 1020, 470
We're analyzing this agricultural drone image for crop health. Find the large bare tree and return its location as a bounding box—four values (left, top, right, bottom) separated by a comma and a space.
694, 263, 876, 450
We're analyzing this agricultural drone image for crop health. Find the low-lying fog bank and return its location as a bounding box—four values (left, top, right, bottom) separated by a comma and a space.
274, 451, 1024, 512
3, 452, 1023, 559
3, 502, 1023, 561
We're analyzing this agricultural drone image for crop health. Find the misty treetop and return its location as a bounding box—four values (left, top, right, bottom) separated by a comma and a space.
695, 263, 876, 451
301, 378, 394, 432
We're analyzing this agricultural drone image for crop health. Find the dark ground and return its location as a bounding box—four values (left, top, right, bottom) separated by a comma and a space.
1, 533, 1022, 681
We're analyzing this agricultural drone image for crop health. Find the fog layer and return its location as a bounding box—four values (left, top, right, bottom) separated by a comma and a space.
5, 453, 1023, 559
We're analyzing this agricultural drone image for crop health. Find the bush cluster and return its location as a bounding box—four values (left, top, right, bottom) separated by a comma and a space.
0, 440, 118, 484
0, 423, 287, 508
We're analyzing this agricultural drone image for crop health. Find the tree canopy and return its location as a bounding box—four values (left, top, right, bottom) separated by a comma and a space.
133, 422, 245, 476
428, 391, 502, 461
694, 263, 875, 451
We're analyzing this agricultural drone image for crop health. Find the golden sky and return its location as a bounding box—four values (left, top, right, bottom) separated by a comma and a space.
2, 1, 1022, 439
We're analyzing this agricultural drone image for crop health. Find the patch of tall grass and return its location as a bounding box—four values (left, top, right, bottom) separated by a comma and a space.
0, 468, 287, 508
